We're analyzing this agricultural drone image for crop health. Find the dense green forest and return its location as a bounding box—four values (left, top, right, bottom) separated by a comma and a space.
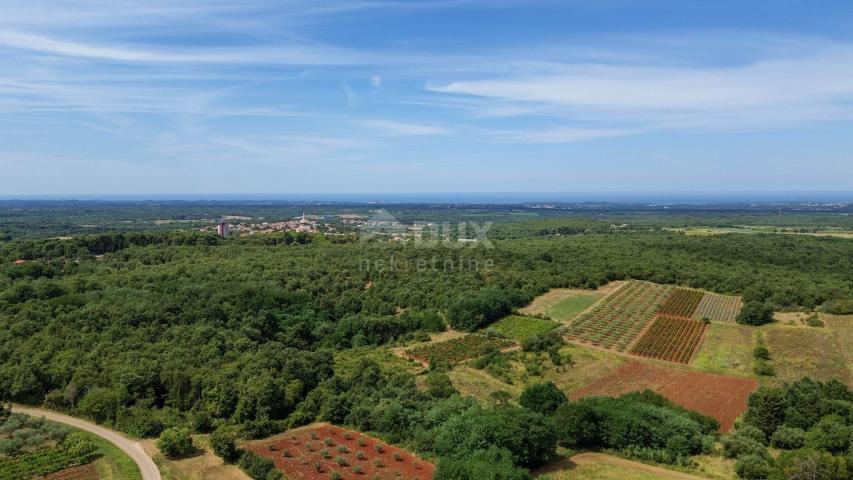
2, 206, 853, 478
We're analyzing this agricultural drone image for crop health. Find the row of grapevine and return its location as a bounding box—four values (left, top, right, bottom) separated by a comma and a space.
405, 335, 515, 364
567, 281, 673, 352
629, 315, 707, 363
0, 446, 96, 479
656, 288, 704, 318
693, 293, 743, 322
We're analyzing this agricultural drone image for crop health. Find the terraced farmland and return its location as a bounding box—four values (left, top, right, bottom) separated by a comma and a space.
656, 288, 704, 318
694, 293, 743, 322
630, 316, 708, 363
405, 334, 515, 364
567, 281, 673, 351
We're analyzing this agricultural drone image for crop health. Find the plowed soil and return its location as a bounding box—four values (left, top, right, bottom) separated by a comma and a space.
569, 360, 758, 432
246, 424, 434, 480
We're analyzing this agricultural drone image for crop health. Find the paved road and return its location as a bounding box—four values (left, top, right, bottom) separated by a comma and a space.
11, 405, 161, 480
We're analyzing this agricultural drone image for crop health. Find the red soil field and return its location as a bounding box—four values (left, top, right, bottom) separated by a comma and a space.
246, 424, 434, 480
569, 360, 759, 432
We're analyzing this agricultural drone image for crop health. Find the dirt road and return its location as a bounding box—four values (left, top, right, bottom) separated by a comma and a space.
11, 405, 161, 480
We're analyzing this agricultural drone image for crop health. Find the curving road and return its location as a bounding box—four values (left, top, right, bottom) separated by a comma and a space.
11, 405, 161, 480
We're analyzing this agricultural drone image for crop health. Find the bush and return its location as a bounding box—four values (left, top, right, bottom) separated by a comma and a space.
210, 428, 239, 462
770, 426, 805, 450
238, 450, 279, 480
434, 447, 532, 480
737, 302, 774, 326
752, 345, 770, 360
519, 383, 567, 415
156, 427, 193, 458
753, 360, 775, 377
426, 372, 458, 399
735, 453, 772, 479
736, 425, 768, 445
721, 435, 769, 460
773, 448, 848, 479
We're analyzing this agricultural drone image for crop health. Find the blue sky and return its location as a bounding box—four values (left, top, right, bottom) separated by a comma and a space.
2, 0, 853, 196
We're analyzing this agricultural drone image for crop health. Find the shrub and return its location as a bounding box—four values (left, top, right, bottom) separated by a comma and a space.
426, 372, 458, 399
735, 454, 772, 479
374, 444, 384, 453
519, 382, 567, 415
721, 435, 769, 460
753, 360, 775, 376
752, 345, 770, 360
770, 426, 806, 450
337, 444, 348, 453
334, 456, 348, 467
357, 437, 367, 447
238, 450, 278, 480
157, 427, 193, 458
434, 446, 531, 480
209, 428, 239, 462
353, 465, 363, 474
735, 425, 768, 445
356, 451, 366, 460
393, 452, 403, 461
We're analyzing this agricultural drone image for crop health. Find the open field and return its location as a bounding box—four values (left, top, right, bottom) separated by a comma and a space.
143, 437, 247, 480
449, 344, 625, 404
488, 315, 559, 341
245, 424, 433, 480
569, 360, 759, 432
764, 320, 853, 386
669, 226, 853, 239
567, 281, 673, 351
535, 453, 712, 480
629, 316, 707, 364
519, 282, 624, 321
405, 334, 515, 365
692, 323, 756, 376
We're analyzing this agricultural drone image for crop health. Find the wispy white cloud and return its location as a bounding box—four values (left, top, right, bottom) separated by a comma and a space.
359, 119, 448, 136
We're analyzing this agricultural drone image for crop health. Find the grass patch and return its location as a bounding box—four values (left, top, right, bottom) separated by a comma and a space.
85, 432, 142, 480
765, 323, 852, 386
334, 347, 418, 376
488, 315, 558, 341
693, 323, 756, 376
548, 295, 601, 322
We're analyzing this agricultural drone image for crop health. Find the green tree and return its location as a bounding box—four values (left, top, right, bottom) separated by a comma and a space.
519, 382, 566, 415
157, 427, 193, 458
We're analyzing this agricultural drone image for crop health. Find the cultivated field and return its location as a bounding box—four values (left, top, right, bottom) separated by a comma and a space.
246, 425, 434, 480
405, 334, 515, 364
694, 293, 742, 322
43, 463, 98, 480
487, 315, 558, 341
567, 281, 673, 351
569, 360, 759, 432
657, 289, 705, 318
629, 316, 707, 364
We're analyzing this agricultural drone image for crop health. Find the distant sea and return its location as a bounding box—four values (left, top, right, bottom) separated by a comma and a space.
1, 191, 852, 204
